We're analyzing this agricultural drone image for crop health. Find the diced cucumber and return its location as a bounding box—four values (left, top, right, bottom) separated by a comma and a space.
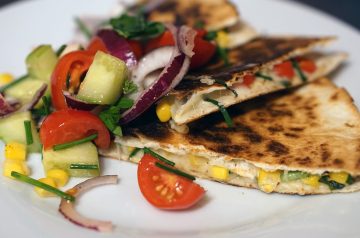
42, 142, 100, 177
0, 111, 41, 152
76, 51, 127, 105
26, 45, 58, 82
281, 171, 309, 182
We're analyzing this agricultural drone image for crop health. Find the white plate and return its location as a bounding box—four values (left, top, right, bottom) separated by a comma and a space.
0, 0, 360, 237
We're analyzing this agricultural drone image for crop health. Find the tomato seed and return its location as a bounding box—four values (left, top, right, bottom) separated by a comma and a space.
155, 184, 164, 191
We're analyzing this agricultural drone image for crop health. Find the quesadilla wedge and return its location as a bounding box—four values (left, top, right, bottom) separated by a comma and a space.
160, 36, 347, 125
102, 78, 360, 195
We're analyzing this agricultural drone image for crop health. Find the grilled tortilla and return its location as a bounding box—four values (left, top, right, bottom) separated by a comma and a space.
102, 78, 360, 195
163, 36, 347, 125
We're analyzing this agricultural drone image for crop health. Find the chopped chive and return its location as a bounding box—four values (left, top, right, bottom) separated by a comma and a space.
155, 162, 195, 181
291, 59, 307, 82
255, 72, 273, 81
75, 17, 92, 40
0, 74, 28, 93
70, 164, 98, 170
24, 120, 33, 145
143, 147, 175, 166
217, 46, 230, 66
214, 79, 238, 97
129, 147, 141, 158
11, 171, 75, 202
42, 96, 51, 115
204, 97, 233, 127
56, 44, 67, 56
53, 134, 98, 151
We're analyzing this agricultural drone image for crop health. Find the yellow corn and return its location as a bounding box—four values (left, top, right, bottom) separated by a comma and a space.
127, 146, 135, 153
329, 172, 349, 184
34, 177, 57, 197
257, 169, 281, 193
211, 166, 229, 181
302, 175, 320, 188
156, 100, 172, 122
0, 73, 13, 86
3, 160, 29, 178
46, 169, 69, 187
216, 31, 229, 48
4, 142, 26, 161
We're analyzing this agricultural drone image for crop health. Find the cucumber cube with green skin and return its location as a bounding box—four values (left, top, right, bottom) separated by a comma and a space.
42, 142, 100, 177
0, 111, 41, 152
76, 51, 127, 105
26, 45, 58, 82
281, 171, 309, 182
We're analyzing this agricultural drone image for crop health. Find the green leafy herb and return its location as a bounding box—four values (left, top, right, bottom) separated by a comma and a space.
217, 46, 230, 66
346, 174, 355, 185
110, 13, 165, 39
319, 173, 346, 190
194, 20, 205, 29
155, 162, 195, 181
53, 134, 98, 151
205, 31, 217, 41
70, 164, 98, 170
11, 171, 75, 202
75, 17, 92, 40
129, 147, 141, 158
123, 79, 138, 95
143, 147, 175, 166
214, 79, 238, 97
255, 72, 273, 81
24, 120, 33, 145
0, 74, 28, 93
56, 44, 67, 57
31, 96, 52, 117
204, 97, 233, 127
291, 59, 307, 82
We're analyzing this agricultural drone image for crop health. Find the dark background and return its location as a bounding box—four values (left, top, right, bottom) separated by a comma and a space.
0, 0, 359, 30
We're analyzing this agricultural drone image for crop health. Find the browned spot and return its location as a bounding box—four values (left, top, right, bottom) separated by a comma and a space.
331, 92, 339, 101
356, 159, 360, 169
295, 157, 312, 165
345, 123, 355, 128
320, 144, 330, 162
289, 127, 305, 132
267, 108, 293, 117
267, 125, 284, 133
283, 133, 299, 138
333, 159, 344, 166
216, 144, 248, 155
191, 130, 230, 144
231, 122, 263, 143
256, 153, 264, 157
267, 141, 289, 156
278, 158, 286, 164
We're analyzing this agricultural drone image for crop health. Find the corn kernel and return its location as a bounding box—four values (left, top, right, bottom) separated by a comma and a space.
4, 142, 26, 161
156, 100, 172, 122
211, 166, 229, 181
257, 169, 281, 193
302, 175, 320, 188
329, 172, 348, 184
127, 146, 135, 153
0, 73, 13, 86
34, 178, 57, 197
46, 169, 69, 187
216, 31, 229, 48
3, 160, 29, 178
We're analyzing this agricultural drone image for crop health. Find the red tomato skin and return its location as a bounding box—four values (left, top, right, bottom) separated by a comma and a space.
299, 59, 317, 73
127, 40, 143, 60
87, 37, 109, 54
273, 61, 295, 78
243, 74, 255, 87
40, 109, 110, 150
137, 154, 205, 210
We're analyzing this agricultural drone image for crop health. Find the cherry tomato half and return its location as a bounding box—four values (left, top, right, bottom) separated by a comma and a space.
273, 60, 295, 78
40, 109, 110, 150
137, 154, 206, 210
299, 59, 317, 73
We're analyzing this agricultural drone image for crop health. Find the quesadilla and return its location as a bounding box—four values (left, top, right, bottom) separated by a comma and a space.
102, 78, 360, 195
161, 36, 347, 125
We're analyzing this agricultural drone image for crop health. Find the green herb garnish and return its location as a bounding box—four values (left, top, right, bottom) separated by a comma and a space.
143, 147, 175, 166
123, 79, 138, 95
11, 171, 75, 202
205, 31, 217, 41
319, 173, 346, 190
155, 162, 195, 181
70, 164, 98, 170
24, 120, 33, 145
0, 74, 28, 93
217, 46, 230, 66
110, 13, 165, 39
194, 20, 205, 29
204, 97, 233, 127
53, 134, 97, 151
347, 174, 355, 185
31, 96, 52, 117
214, 79, 238, 97
280, 80, 292, 88
56, 44, 67, 57
75, 17, 92, 40
291, 59, 307, 82
255, 72, 273, 81
129, 147, 141, 158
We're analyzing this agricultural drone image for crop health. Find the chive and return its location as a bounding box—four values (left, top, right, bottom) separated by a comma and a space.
24, 120, 33, 145
11, 171, 75, 202
214, 79, 238, 97
291, 59, 307, 82
70, 164, 98, 170
217, 46, 230, 66
53, 134, 98, 151
129, 147, 141, 158
56, 44, 67, 57
0, 74, 28, 93
75, 17, 92, 40
280, 80, 292, 88
255, 72, 273, 81
42, 96, 51, 115
143, 147, 175, 166
155, 162, 195, 181
204, 97, 233, 127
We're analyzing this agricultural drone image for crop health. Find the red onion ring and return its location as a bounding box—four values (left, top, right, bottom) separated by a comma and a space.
0, 94, 18, 117
63, 91, 98, 111
119, 25, 196, 124
21, 83, 47, 111
59, 175, 118, 232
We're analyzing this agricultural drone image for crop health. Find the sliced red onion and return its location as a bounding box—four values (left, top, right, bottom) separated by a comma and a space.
59, 175, 118, 232
63, 91, 98, 111
120, 25, 196, 124
21, 83, 47, 111
0, 94, 18, 117
97, 29, 137, 69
